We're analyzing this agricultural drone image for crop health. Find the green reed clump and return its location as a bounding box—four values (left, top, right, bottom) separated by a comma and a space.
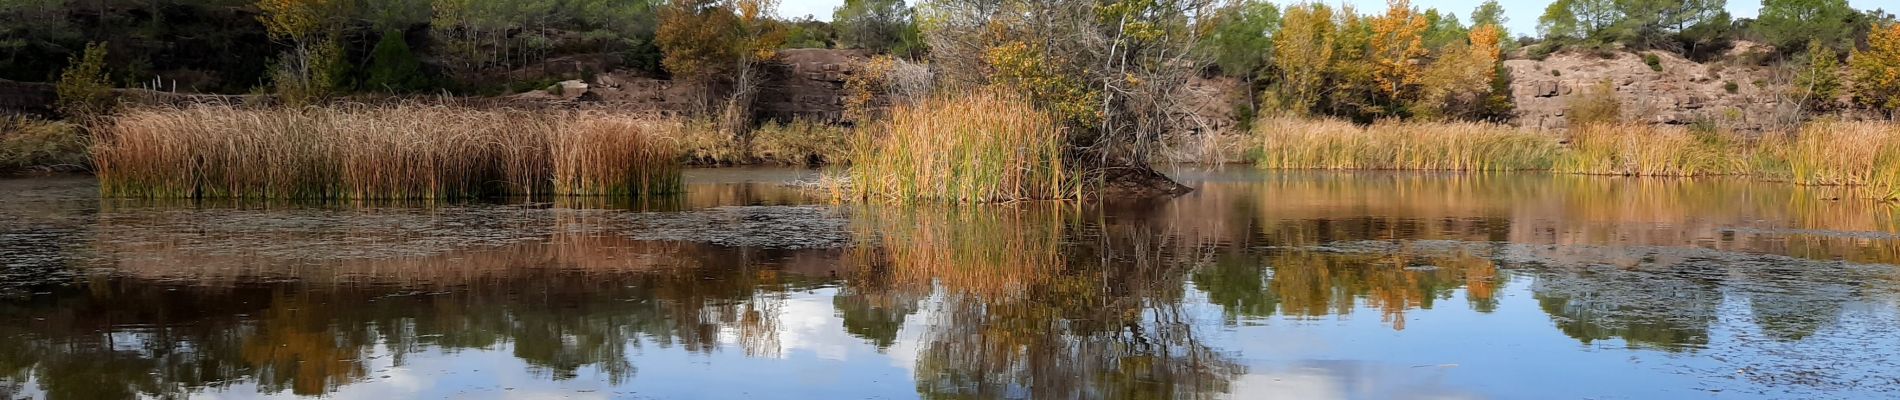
1254, 116, 1559, 171
1553, 123, 1749, 177
94, 105, 683, 199
844, 89, 1079, 202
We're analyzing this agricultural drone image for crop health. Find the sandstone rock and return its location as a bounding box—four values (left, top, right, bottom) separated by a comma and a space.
1533, 81, 1559, 98
1505, 46, 1792, 133
556, 80, 588, 100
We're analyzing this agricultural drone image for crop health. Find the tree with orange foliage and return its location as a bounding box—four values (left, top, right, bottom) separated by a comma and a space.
1414, 24, 1503, 120
1849, 23, 1900, 116
1368, 0, 1428, 111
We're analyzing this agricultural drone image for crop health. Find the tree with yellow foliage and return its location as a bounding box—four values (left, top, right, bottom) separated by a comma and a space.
257, 0, 351, 104
1414, 24, 1502, 120
1327, 7, 1382, 119
1368, 0, 1428, 111
1268, 3, 1336, 115
1849, 23, 1900, 116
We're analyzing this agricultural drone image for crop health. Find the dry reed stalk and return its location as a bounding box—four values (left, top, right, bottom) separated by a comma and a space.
1555, 123, 1746, 177
1780, 120, 1900, 200
552, 113, 682, 196
750, 118, 850, 165
94, 105, 684, 199
844, 89, 1077, 202
1253, 116, 1558, 171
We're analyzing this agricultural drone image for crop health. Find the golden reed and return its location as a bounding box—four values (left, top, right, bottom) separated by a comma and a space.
1255, 116, 1900, 201
93, 105, 682, 199
844, 89, 1078, 202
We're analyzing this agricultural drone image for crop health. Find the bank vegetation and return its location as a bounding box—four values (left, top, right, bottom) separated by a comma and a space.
95, 106, 681, 199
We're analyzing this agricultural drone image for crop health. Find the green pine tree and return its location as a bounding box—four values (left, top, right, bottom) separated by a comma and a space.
363, 29, 427, 93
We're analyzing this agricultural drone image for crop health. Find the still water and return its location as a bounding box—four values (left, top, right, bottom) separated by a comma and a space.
3, 168, 1900, 399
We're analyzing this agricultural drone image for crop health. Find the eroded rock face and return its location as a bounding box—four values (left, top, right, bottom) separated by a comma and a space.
1506, 47, 1789, 132
756, 49, 871, 122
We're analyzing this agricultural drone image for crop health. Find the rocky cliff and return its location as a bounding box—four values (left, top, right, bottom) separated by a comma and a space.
1506, 44, 1792, 132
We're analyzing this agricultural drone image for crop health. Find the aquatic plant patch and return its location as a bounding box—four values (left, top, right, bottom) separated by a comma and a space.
93, 105, 684, 199
843, 89, 1079, 202
1253, 116, 1560, 171
1254, 117, 1900, 201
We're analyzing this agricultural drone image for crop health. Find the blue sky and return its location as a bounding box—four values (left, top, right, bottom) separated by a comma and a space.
778, 0, 1893, 39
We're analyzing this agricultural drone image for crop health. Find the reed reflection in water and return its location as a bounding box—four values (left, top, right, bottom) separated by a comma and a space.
2, 170, 1900, 399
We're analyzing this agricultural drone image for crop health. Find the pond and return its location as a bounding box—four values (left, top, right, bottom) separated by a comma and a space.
3, 167, 1899, 399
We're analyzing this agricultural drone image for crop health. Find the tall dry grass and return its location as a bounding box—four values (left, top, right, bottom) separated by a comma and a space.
94, 105, 683, 199
1776, 120, 1900, 200
1553, 123, 1749, 177
750, 118, 851, 165
552, 114, 682, 196
1253, 116, 1560, 171
844, 89, 1079, 202
1252, 115, 1900, 201
1, 116, 88, 172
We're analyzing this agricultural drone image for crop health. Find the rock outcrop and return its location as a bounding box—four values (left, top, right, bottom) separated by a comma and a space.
517, 48, 873, 122
0, 79, 56, 117
1506, 44, 1790, 132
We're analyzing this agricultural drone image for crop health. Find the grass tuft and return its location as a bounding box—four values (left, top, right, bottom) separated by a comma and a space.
751, 118, 851, 166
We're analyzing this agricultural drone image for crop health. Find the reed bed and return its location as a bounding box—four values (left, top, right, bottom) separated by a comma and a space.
1776, 120, 1900, 201
1553, 123, 1748, 177
750, 118, 851, 165
844, 89, 1079, 202
1253, 116, 1900, 201
1253, 116, 1560, 171
1, 116, 87, 172
94, 105, 683, 199
552, 114, 682, 196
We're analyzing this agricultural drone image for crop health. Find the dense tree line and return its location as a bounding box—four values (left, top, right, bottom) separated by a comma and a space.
5, 0, 1898, 119
0, 0, 925, 98
1195, 0, 1514, 122
1187, 0, 1900, 122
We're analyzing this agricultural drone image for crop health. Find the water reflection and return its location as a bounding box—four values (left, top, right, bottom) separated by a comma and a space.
1, 169, 1899, 398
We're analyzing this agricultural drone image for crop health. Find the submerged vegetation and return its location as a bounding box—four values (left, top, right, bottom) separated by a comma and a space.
93, 106, 682, 199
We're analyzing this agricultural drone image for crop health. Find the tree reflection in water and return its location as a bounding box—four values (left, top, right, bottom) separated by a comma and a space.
3, 171, 1900, 398
853, 205, 1243, 399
